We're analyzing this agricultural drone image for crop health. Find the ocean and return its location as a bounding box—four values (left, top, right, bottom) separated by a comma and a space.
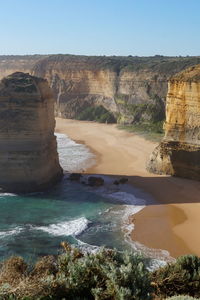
0, 133, 171, 266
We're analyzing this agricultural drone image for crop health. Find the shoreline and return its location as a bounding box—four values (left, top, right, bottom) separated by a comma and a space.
56, 118, 200, 258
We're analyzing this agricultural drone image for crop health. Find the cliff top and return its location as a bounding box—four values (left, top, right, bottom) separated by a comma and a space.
32, 54, 200, 76
0, 72, 45, 94
1, 54, 200, 77
171, 64, 200, 82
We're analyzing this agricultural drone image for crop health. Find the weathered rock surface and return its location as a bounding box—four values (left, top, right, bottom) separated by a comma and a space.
147, 65, 200, 180
33, 55, 200, 123
0, 72, 63, 192
1, 55, 200, 124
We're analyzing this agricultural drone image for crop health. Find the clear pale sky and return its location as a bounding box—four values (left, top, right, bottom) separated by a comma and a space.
0, 0, 199, 56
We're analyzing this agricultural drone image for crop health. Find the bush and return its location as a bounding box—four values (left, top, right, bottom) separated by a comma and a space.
152, 255, 200, 299
166, 296, 200, 300
0, 245, 153, 300
76, 105, 116, 123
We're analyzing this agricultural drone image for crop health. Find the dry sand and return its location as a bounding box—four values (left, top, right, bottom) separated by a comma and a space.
56, 118, 200, 258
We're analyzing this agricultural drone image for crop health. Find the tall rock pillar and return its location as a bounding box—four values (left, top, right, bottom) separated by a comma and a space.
147, 65, 200, 180
0, 72, 63, 192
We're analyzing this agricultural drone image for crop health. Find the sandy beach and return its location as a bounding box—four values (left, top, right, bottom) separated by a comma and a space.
56, 118, 200, 258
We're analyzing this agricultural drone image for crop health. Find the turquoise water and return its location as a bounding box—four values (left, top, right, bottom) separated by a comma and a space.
0, 178, 132, 261
0, 133, 170, 264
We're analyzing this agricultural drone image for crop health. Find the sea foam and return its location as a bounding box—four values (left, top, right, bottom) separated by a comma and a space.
0, 193, 17, 197
0, 227, 23, 238
86, 176, 173, 265
56, 133, 96, 172
34, 217, 90, 237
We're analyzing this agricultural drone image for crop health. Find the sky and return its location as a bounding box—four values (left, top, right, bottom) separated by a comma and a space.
0, 0, 199, 56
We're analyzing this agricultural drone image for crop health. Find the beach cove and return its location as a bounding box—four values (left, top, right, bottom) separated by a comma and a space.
56, 118, 200, 258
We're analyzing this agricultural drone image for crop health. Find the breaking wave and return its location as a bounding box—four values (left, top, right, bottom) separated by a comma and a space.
34, 217, 90, 237
56, 133, 96, 172
0, 227, 23, 238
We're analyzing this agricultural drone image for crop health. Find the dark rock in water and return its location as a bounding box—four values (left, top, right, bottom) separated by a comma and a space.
113, 180, 119, 185
119, 178, 128, 184
88, 176, 104, 187
69, 173, 82, 181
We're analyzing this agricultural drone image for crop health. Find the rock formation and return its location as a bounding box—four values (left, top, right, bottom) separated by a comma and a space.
147, 65, 200, 180
1, 55, 200, 125
0, 72, 63, 192
33, 55, 200, 124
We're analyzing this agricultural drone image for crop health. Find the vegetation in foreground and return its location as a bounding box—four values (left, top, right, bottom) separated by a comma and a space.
0, 244, 200, 300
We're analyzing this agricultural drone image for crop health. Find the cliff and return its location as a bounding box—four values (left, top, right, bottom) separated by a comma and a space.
0, 72, 63, 192
32, 55, 200, 124
0, 55, 46, 78
147, 65, 200, 180
1, 55, 200, 125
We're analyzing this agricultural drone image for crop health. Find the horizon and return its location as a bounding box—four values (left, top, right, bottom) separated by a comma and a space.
0, 53, 200, 58
0, 0, 200, 56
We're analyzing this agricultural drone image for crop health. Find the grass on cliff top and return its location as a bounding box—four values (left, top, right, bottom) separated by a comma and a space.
33, 54, 200, 76
117, 122, 164, 142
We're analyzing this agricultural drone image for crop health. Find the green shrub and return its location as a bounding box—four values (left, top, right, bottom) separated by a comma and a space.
123, 100, 165, 124
152, 255, 200, 299
117, 121, 164, 142
56, 247, 153, 300
76, 105, 116, 123
0, 246, 153, 300
166, 296, 200, 300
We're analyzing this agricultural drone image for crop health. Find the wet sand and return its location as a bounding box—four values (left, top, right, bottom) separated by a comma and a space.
56, 118, 200, 258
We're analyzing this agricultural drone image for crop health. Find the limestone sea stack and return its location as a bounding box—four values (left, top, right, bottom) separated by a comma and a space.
0, 72, 63, 192
147, 65, 200, 180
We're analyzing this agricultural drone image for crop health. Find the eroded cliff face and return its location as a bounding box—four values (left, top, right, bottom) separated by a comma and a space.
1, 55, 200, 124
31, 58, 173, 123
34, 65, 118, 118
147, 65, 200, 180
0, 72, 63, 192
32, 55, 200, 123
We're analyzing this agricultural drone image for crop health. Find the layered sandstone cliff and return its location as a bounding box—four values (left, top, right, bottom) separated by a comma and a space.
32, 55, 200, 123
147, 65, 200, 180
1, 55, 200, 124
0, 72, 63, 192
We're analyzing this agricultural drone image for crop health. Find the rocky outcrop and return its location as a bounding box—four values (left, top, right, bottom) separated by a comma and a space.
147, 65, 200, 180
0, 72, 63, 192
1, 55, 200, 124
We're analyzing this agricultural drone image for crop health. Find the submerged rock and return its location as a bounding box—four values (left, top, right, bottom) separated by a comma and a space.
147, 65, 200, 180
113, 178, 128, 185
69, 173, 82, 181
113, 180, 119, 185
119, 177, 128, 184
0, 72, 63, 192
88, 176, 104, 187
